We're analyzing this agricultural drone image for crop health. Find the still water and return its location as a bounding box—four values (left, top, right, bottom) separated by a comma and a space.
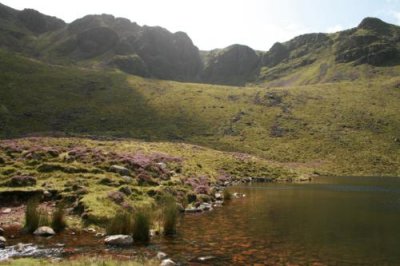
160, 176, 400, 265
2, 176, 400, 265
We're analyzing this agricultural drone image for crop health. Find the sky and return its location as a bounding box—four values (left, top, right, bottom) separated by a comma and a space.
2, 0, 400, 51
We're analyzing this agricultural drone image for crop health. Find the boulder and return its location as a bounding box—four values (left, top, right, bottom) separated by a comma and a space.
104, 234, 133, 246
0, 236, 6, 249
33, 226, 55, 236
160, 258, 176, 266
109, 165, 131, 176
9, 175, 37, 187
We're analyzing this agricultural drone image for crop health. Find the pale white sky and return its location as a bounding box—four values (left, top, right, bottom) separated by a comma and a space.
2, 0, 400, 51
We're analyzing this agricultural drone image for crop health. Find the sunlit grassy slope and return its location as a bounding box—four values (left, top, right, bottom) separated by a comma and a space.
0, 50, 399, 176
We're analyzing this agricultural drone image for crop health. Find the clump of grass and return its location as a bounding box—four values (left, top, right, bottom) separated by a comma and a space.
159, 195, 178, 236
106, 211, 133, 235
52, 203, 67, 233
24, 197, 40, 233
223, 189, 232, 201
132, 209, 150, 243
38, 209, 50, 227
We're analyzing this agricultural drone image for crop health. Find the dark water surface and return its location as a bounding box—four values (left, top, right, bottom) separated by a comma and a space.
160, 176, 400, 265
2, 176, 400, 265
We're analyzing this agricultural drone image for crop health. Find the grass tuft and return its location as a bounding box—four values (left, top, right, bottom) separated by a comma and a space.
160, 195, 178, 236
52, 203, 67, 232
24, 197, 40, 233
106, 211, 133, 235
132, 209, 151, 243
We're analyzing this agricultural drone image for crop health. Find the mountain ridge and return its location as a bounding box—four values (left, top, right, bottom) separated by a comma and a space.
0, 2, 399, 85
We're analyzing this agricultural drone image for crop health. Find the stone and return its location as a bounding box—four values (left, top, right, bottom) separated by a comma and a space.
9, 175, 37, 187
156, 251, 167, 260
121, 175, 133, 183
0, 236, 6, 249
160, 258, 176, 266
84, 227, 96, 233
0, 227, 4, 236
199, 202, 213, 211
43, 190, 52, 198
150, 229, 160, 237
1, 208, 12, 214
104, 234, 133, 246
215, 193, 223, 200
156, 162, 167, 170
109, 165, 131, 176
197, 255, 217, 262
185, 207, 202, 213
33, 226, 56, 236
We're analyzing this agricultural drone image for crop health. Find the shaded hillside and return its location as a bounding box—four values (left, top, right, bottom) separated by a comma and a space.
0, 50, 399, 176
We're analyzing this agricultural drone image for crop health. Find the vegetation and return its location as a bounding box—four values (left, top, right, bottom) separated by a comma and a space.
51, 203, 67, 232
0, 50, 398, 177
24, 197, 40, 233
132, 209, 151, 243
106, 211, 133, 235
159, 195, 179, 235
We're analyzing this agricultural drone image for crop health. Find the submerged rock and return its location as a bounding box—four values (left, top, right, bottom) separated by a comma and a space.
33, 226, 55, 236
160, 258, 176, 266
104, 234, 133, 246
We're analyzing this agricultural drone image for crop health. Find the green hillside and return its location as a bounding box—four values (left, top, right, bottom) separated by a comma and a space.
0, 50, 399, 176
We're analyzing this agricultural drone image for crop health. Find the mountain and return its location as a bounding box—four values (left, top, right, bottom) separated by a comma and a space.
259, 17, 400, 86
0, 3, 399, 85
0, 3, 399, 177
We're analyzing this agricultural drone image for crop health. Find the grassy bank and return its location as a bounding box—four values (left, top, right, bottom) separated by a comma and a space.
0, 137, 295, 225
